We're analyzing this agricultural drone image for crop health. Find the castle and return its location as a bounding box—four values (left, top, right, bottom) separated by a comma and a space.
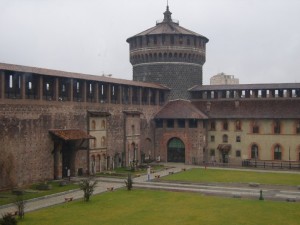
1, 6, 300, 189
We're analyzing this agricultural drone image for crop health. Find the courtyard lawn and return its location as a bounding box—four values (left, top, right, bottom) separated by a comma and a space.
18, 189, 300, 225
163, 168, 300, 186
0, 181, 79, 206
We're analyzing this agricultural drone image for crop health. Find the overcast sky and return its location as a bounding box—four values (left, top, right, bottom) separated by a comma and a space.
0, 0, 299, 84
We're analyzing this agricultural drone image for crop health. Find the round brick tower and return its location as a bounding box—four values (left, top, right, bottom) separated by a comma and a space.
127, 5, 209, 100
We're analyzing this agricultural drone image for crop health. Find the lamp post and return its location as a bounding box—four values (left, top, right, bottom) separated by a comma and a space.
289, 147, 291, 169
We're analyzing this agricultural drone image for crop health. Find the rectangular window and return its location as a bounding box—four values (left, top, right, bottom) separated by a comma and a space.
253, 126, 259, 134
170, 36, 174, 45
189, 119, 197, 128
177, 119, 185, 128
236, 136, 241, 142
210, 149, 215, 156
210, 121, 216, 130
223, 121, 228, 130
167, 119, 174, 128
155, 119, 163, 128
236, 150, 241, 157
210, 135, 215, 142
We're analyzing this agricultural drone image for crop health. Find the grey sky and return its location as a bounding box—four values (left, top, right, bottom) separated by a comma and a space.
0, 0, 299, 84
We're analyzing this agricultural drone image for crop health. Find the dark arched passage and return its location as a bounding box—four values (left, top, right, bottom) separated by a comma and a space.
167, 138, 185, 162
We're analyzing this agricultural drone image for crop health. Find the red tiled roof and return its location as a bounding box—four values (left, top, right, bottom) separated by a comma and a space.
49, 129, 94, 141
0, 62, 169, 90
192, 99, 300, 119
155, 99, 208, 119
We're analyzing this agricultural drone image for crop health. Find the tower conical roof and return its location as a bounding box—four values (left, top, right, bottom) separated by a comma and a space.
127, 6, 208, 42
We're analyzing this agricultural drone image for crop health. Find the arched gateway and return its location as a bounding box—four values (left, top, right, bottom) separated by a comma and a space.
167, 138, 185, 162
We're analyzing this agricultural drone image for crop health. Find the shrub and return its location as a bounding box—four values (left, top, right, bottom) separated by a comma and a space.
0, 213, 18, 225
79, 178, 98, 202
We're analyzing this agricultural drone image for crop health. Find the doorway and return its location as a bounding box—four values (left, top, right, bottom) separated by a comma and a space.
167, 138, 185, 163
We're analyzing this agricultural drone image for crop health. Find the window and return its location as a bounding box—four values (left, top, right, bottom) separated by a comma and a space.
222, 134, 228, 143
274, 145, 282, 160
177, 119, 185, 128
101, 120, 106, 129
167, 119, 174, 128
189, 119, 197, 128
236, 136, 241, 142
235, 120, 241, 131
251, 144, 259, 159
296, 121, 300, 134
179, 35, 183, 44
187, 38, 190, 45
131, 125, 135, 134
153, 36, 157, 44
210, 149, 215, 156
210, 135, 215, 142
170, 36, 174, 45
92, 120, 96, 130
252, 121, 259, 134
101, 137, 106, 147
236, 150, 241, 157
223, 121, 228, 130
155, 119, 163, 128
274, 120, 281, 134
210, 121, 216, 130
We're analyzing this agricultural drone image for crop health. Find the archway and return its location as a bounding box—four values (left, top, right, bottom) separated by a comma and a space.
167, 138, 185, 163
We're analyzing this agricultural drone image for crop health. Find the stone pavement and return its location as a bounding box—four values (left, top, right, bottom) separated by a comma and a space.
1, 164, 300, 216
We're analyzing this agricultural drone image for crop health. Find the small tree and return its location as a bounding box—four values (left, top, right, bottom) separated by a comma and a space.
124, 173, 133, 191
14, 194, 25, 219
79, 178, 97, 202
0, 213, 18, 225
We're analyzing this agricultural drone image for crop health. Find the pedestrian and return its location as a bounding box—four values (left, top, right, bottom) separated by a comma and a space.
147, 166, 151, 181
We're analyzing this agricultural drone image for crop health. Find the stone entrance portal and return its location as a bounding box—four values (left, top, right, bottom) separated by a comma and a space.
167, 138, 185, 163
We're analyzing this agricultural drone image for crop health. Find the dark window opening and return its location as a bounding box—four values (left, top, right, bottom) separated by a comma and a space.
223, 134, 228, 143
189, 119, 197, 128
251, 144, 259, 159
236, 150, 241, 157
274, 120, 281, 134
210, 135, 215, 142
177, 119, 185, 128
236, 136, 241, 142
274, 145, 282, 160
223, 121, 228, 130
155, 119, 163, 128
167, 119, 174, 128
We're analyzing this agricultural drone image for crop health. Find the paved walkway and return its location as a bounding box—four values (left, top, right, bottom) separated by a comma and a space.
1, 164, 300, 216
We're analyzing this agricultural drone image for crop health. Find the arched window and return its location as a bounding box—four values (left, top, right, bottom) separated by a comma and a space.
251, 144, 259, 159
235, 120, 241, 131
92, 120, 96, 130
222, 134, 228, 143
101, 120, 106, 129
274, 120, 281, 134
296, 120, 300, 134
274, 145, 282, 160
101, 137, 106, 147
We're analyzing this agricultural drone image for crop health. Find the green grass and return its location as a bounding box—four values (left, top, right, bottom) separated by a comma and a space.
0, 181, 79, 206
163, 168, 300, 186
18, 189, 300, 225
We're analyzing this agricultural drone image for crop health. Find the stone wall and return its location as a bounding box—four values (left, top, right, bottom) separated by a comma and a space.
133, 63, 203, 100
0, 99, 162, 189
